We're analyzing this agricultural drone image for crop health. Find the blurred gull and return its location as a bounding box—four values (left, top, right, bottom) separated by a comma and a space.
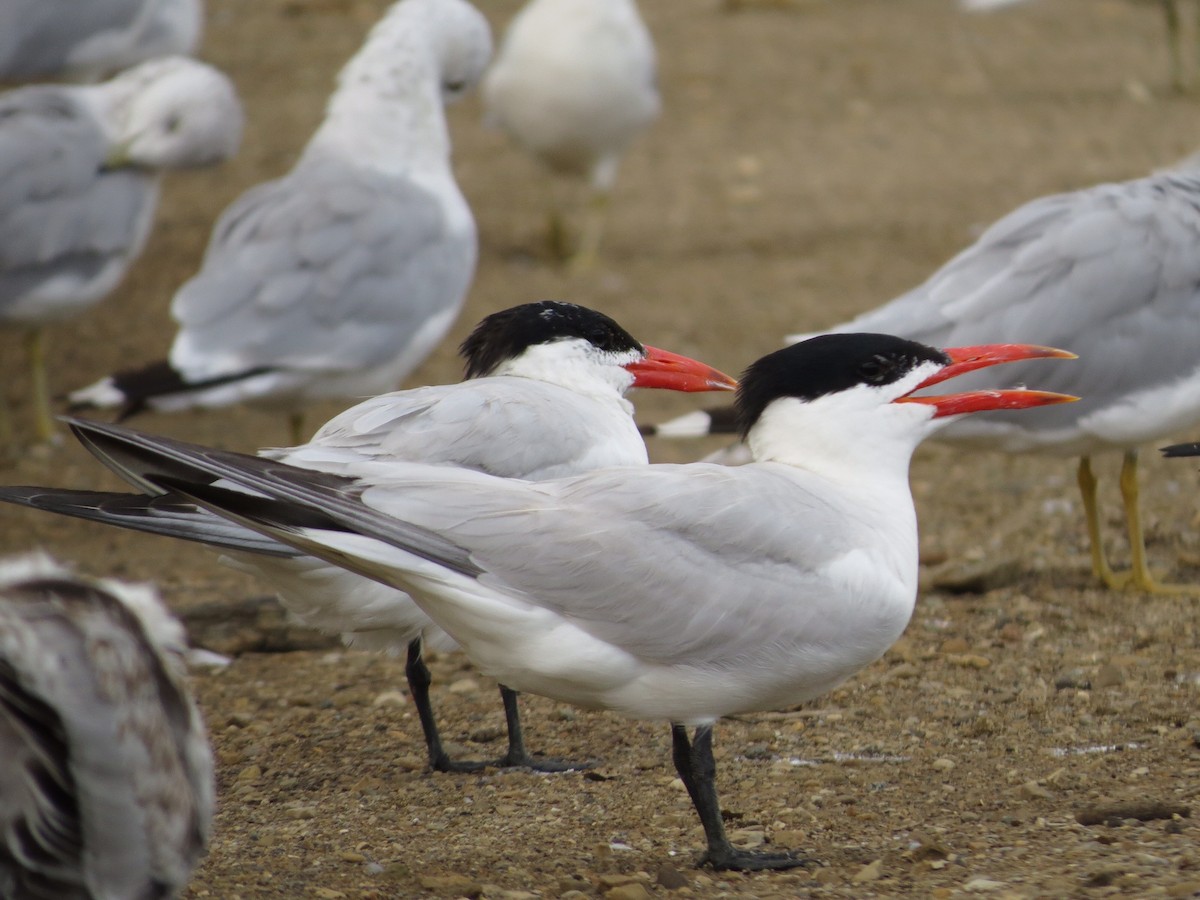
0, 552, 213, 899
0, 55, 242, 445
69, 0, 493, 444
0, 0, 203, 83
648, 165, 1200, 593
482, 0, 659, 270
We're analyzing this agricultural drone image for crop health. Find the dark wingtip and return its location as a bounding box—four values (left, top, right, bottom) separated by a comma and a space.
1161, 442, 1200, 459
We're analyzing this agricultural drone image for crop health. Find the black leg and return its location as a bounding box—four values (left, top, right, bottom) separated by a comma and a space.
405, 638, 469, 772
671, 724, 812, 871
495, 685, 592, 772
403, 641, 588, 773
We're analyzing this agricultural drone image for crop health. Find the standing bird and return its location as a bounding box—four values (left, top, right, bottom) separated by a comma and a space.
3, 302, 738, 772
482, 0, 659, 270
68, 0, 493, 444
0, 0, 203, 83
0, 55, 242, 445
648, 169, 1200, 594
57, 335, 1075, 870
0, 552, 213, 899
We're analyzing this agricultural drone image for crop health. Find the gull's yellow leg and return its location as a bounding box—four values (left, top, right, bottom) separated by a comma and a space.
288, 411, 306, 446
25, 327, 56, 444
1078, 456, 1128, 589
567, 189, 611, 275
1118, 449, 1196, 594
1162, 0, 1199, 91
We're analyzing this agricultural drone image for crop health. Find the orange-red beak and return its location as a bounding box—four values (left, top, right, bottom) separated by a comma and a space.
626, 345, 738, 393
897, 343, 1079, 419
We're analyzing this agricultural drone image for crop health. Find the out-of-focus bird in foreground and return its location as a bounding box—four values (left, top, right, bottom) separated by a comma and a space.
4, 302, 738, 773
0, 55, 242, 446
68, 0, 493, 445
482, 0, 659, 270
0, 551, 212, 899
0, 0, 203, 83
57, 335, 1075, 870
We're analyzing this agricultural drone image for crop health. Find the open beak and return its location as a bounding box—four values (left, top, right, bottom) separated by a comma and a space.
625, 345, 738, 393
897, 343, 1079, 419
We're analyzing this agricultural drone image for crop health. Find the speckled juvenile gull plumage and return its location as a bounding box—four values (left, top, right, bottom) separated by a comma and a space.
0, 551, 213, 899
68, 0, 493, 444
0, 0, 203, 83
482, 0, 658, 269
0, 55, 242, 444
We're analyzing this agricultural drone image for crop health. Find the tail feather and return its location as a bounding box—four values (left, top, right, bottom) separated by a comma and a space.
67, 361, 272, 418
62, 417, 481, 578
0, 487, 299, 557
638, 404, 739, 439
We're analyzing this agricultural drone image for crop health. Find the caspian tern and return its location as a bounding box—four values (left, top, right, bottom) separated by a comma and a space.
482, 0, 659, 269
646, 168, 1200, 593
0, 551, 212, 898
2, 301, 737, 773
66, 0, 493, 444
53, 334, 1075, 870
0, 57, 242, 444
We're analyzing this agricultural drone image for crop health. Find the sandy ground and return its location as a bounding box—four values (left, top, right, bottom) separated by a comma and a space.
2, 0, 1200, 896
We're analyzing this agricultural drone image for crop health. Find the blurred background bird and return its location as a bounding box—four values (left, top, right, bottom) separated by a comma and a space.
646, 163, 1200, 594
68, 0, 493, 445
482, 0, 659, 271
0, 551, 213, 899
0, 55, 242, 447
0, 0, 203, 83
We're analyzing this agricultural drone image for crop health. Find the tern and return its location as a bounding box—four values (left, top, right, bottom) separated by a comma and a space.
51, 334, 1075, 870
67, 0, 493, 444
647, 168, 1200, 593
2, 301, 737, 773
0, 552, 212, 899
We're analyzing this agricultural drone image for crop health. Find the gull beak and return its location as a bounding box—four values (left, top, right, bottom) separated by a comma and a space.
625, 346, 739, 393
898, 343, 1078, 419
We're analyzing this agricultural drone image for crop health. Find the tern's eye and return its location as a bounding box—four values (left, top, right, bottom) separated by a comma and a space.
858, 354, 893, 384
164, 114, 182, 133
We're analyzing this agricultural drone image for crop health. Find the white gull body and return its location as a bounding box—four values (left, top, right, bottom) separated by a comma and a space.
482, 0, 659, 266
0, 552, 212, 899
68, 0, 492, 441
